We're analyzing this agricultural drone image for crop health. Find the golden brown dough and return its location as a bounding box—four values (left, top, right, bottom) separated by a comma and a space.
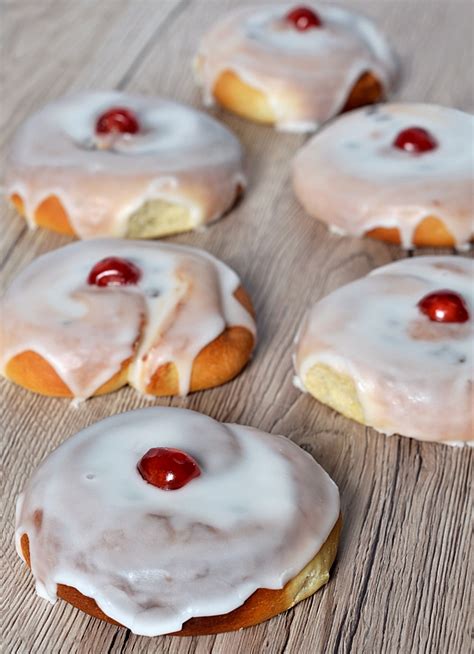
211, 69, 384, 127
10, 189, 243, 240
20, 516, 341, 635
365, 215, 457, 248
4, 287, 255, 398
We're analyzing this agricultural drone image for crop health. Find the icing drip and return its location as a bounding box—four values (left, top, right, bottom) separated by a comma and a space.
6, 92, 245, 237
195, 3, 397, 131
0, 240, 256, 397
15, 407, 340, 636
294, 256, 474, 443
292, 103, 474, 248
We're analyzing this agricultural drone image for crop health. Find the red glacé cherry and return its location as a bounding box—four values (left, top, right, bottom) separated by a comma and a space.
418, 290, 469, 323
87, 257, 141, 287
393, 127, 438, 154
138, 448, 201, 490
96, 107, 140, 135
286, 6, 322, 30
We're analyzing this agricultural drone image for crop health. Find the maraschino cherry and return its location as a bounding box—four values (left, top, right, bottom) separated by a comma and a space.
96, 107, 140, 135
393, 127, 438, 154
87, 257, 141, 287
286, 6, 322, 30
418, 290, 469, 323
138, 447, 201, 490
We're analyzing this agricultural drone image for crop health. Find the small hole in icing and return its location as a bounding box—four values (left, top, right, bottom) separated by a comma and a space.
146, 288, 161, 298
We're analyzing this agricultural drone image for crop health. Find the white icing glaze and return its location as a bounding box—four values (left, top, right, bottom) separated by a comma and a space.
15, 407, 340, 636
294, 256, 474, 443
5, 92, 245, 237
0, 240, 256, 398
195, 3, 397, 131
293, 103, 474, 248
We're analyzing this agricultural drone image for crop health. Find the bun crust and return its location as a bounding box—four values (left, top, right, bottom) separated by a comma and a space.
10, 189, 243, 240
4, 351, 131, 397
302, 363, 366, 426
212, 70, 384, 127
365, 215, 458, 248
11, 194, 75, 236
292, 104, 473, 248
7, 93, 246, 239
4, 287, 255, 398
294, 257, 473, 443
20, 515, 341, 636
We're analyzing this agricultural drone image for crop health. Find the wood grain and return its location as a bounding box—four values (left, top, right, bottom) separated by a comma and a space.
1, 1, 472, 653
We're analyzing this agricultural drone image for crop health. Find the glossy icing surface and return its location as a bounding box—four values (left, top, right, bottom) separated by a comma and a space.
0, 240, 256, 398
292, 104, 474, 247
6, 91, 245, 237
294, 256, 474, 443
15, 407, 340, 636
195, 3, 396, 131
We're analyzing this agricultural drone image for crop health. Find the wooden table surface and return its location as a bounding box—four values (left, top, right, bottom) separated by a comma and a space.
2, 2, 472, 653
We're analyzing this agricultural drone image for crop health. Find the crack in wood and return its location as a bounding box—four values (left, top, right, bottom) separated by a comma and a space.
0, 225, 28, 272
